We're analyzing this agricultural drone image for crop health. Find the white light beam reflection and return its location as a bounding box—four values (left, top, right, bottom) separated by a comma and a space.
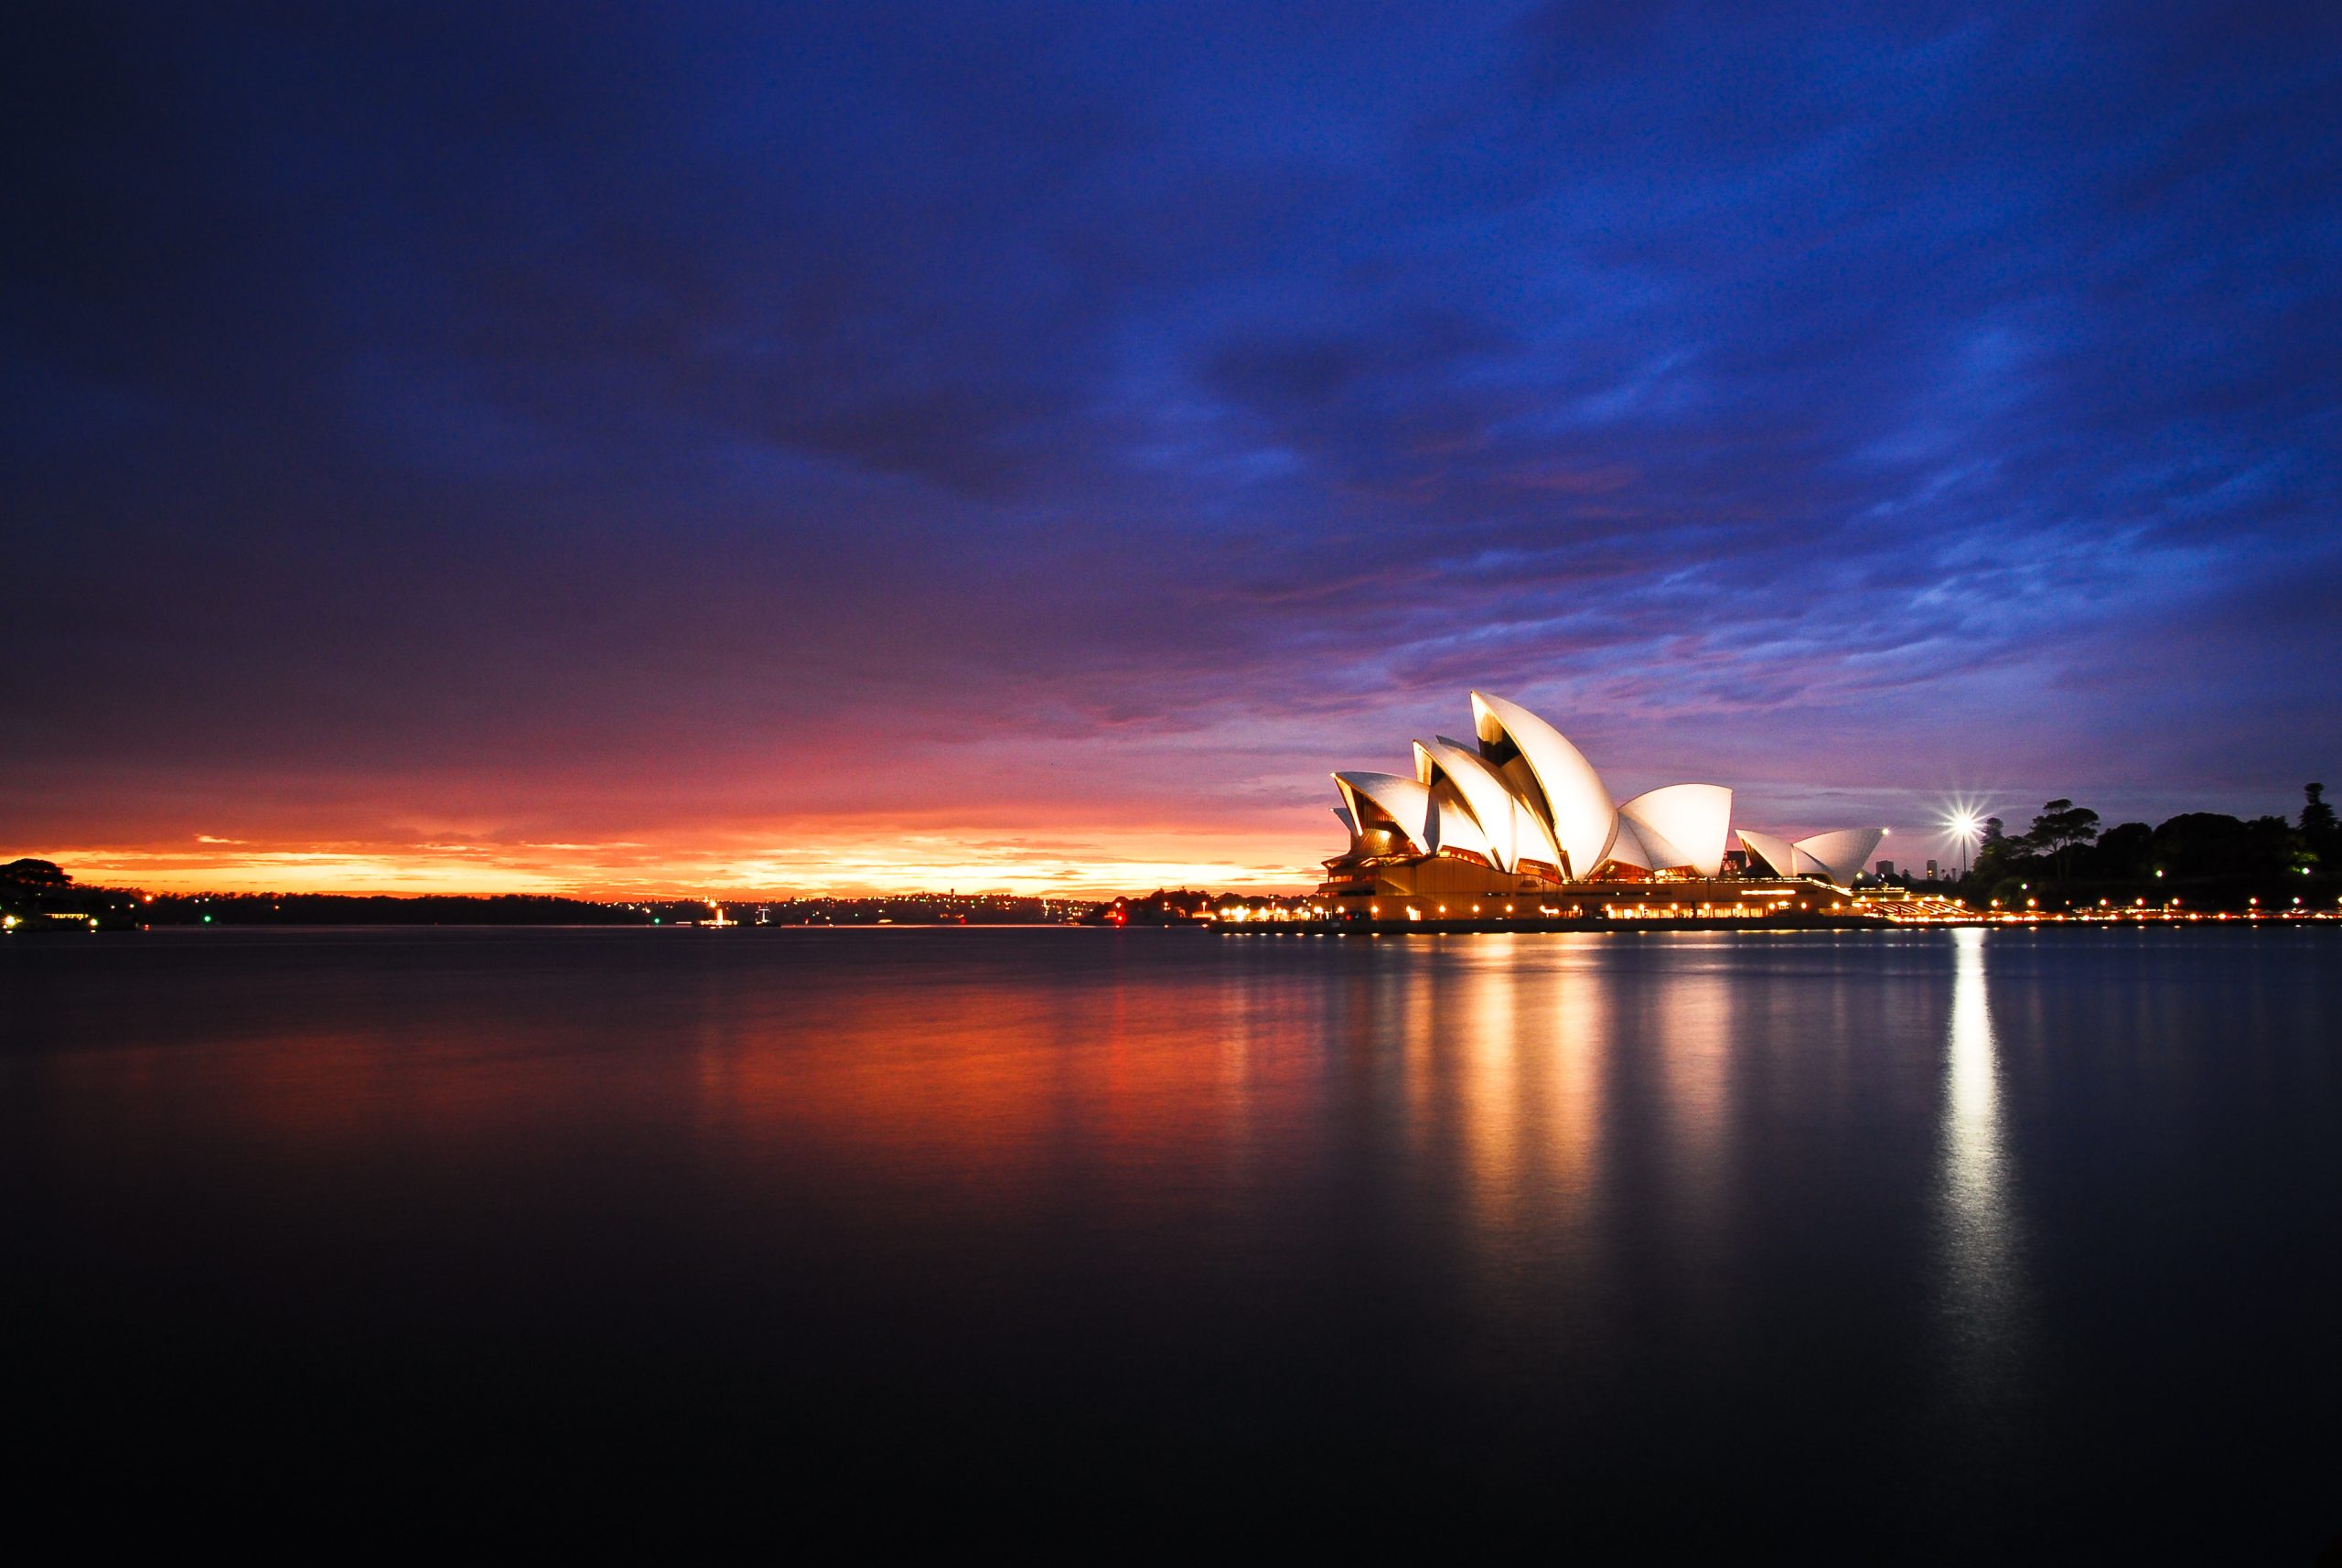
1937, 926, 2029, 1407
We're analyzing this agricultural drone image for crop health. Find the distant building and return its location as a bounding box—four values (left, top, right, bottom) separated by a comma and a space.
1877, 860, 1895, 878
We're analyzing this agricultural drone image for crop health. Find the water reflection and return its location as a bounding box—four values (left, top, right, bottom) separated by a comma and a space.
1442, 945, 1611, 1301
1456, 943, 1525, 1237
1649, 958, 1735, 1228
1420, 940, 1762, 1334
15, 929, 2342, 1555
1937, 927, 2027, 1397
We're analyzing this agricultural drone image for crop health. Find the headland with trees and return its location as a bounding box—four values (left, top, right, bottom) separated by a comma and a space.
1923, 782, 2339, 916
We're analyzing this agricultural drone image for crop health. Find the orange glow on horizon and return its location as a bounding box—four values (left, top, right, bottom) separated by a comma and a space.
24, 821, 1325, 899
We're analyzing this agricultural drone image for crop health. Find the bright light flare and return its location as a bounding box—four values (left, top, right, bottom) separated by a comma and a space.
1943, 800, 1991, 845
1939, 798, 1991, 879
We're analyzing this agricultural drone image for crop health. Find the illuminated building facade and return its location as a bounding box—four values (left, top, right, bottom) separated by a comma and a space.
1318, 692, 1886, 922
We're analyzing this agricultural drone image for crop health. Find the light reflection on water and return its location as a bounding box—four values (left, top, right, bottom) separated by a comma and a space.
3, 926, 2337, 1554
1939, 927, 2027, 1404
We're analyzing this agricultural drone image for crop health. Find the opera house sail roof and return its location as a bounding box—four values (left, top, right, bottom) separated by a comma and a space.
1321, 692, 1886, 897
1735, 826, 1887, 888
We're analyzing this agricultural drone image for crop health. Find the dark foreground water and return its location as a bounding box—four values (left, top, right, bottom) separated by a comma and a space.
5, 927, 2337, 1556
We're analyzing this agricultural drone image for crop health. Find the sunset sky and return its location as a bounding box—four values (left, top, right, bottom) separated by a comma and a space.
10, 3, 2338, 896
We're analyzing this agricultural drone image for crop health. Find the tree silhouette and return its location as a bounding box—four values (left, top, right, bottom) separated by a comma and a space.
2027, 799, 2100, 881
2304, 783, 2337, 854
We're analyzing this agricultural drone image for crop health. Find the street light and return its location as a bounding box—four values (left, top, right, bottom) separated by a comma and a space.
1947, 810, 1984, 879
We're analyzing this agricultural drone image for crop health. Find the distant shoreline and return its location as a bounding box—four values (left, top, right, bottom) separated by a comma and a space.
10, 918, 2336, 940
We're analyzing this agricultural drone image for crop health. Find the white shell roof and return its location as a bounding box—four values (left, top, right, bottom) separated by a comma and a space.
1618, 784, 1734, 876
1413, 735, 1563, 873
1424, 774, 1496, 863
1793, 827, 1885, 886
1600, 815, 1657, 874
1736, 829, 1796, 878
1332, 771, 1432, 855
1468, 692, 1617, 879
1737, 825, 1885, 886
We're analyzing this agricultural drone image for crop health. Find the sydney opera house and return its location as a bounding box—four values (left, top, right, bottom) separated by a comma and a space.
1318, 692, 1886, 922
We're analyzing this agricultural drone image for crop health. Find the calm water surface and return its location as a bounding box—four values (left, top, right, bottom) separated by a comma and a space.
5, 927, 2337, 1555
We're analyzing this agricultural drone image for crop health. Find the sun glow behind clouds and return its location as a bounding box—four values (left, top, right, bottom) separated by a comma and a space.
34, 823, 1320, 898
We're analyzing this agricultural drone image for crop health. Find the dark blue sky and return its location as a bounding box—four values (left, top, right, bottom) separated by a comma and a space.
8, 2, 2339, 892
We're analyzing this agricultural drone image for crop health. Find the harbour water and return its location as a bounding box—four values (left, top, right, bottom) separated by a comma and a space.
5, 927, 2337, 1554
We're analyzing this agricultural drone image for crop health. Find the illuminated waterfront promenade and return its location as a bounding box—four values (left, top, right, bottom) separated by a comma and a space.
1204, 888, 2338, 933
